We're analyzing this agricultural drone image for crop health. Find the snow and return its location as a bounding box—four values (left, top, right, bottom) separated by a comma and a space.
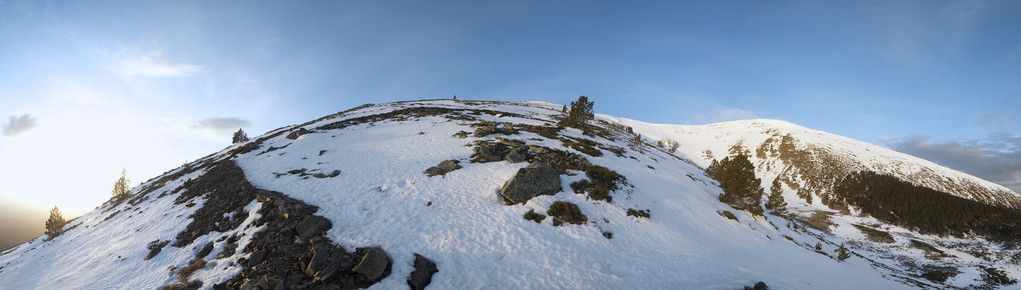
2, 100, 1016, 289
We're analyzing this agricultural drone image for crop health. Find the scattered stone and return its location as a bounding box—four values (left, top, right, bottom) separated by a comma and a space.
505, 149, 526, 163
248, 250, 266, 267
145, 240, 169, 260
744, 281, 769, 290
499, 163, 562, 204
352, 248, 389, 281
407, 254, 438, 290
286, 128, 313, 140
425, 160, 463, 177
312, 170, 341, 178
295, 216, 332, 243
196, 242, 214, 259
528, 145, 548, 154
217, 242, 237, 259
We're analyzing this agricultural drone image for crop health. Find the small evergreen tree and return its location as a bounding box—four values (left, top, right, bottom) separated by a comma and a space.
836, 243, 851, 260
232, 128, 249, 144
815, 242, 822, 251
112, 169, 131, 197
45, 206, 67, 239
765, 179, 788, 217
559, 96, 594, 128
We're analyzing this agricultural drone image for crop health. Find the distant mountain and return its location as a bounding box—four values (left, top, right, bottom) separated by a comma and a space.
1, 100, 1018, 289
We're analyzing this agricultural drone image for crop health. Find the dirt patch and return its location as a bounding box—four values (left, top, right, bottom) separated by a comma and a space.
853, 224, 896, 243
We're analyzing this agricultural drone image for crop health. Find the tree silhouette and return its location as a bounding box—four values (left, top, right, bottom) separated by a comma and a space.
560, 96, 594, 128
765, 179, 788, 217
45, 206, 67, 239
112, 169, 131, 197
232, 128, 249, 144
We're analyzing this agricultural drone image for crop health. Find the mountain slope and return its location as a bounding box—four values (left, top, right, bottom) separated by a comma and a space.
1, 100, 1017, 289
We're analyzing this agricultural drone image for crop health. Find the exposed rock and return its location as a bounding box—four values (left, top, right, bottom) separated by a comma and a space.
145, 240, 169, 260
295, 216, 332, 243
352, 248, 389, 281
744, 281, 769, 290
472, 141, 513, 162
247, 250, 266, 267
407, 254, 438, 290
312, 170, 341, 178
196, 242, 214, 259
505, 149, 526, 163
425, 160, 463, 177
286, 128, 312, 140
499, 163, 562, 204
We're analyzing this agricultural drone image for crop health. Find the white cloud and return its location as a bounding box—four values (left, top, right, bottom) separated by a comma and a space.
117, 56, 203, 78
192, 117, 251, 132
714, 108, 758, 122
2, 114, 38, 137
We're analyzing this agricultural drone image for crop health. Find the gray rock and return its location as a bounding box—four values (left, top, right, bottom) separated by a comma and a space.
295, 216, 332, 243
425, 160, 463, 177
505, 149, 526, 163
247, 250, 266, 267
352, 248, 389, 281
286, 128, 312, 140
499, 163, 561, 204
407, 253, 438, 290
145, 240, 169, 260
196, 242, 214, 258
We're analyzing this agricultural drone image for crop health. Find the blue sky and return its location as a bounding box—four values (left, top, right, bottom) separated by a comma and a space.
2, 0, 1020, 212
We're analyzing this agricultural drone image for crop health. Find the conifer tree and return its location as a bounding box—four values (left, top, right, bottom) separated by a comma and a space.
559, 96, 594, 128
836, 243, 851, 260
45, 206, 66, 239
706, 154, 765, 215
232, 128, 249, 144
765, 179, 788, 217
112, 169, 131, 197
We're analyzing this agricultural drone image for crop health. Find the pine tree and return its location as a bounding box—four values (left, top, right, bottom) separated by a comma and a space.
836, 243, 851, 260
815, 242, 822, 251
232, 128, 249, 144
45, 206, 67, 239
706, 154, 765, 215
765, 179, 788, 217
112, 169, 131, 197
560, 96, 594, 128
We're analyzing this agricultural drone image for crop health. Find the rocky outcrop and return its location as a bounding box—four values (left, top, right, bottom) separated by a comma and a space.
500, 163, 561, 204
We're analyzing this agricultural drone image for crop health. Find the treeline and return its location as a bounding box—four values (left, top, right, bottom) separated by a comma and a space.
833, 171, 1021, 240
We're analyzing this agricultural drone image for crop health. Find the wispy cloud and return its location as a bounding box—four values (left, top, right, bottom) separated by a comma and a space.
714, 108, 759, 122
883, 134, 1021, 193
978, 110, 1013, 130
192, 117, 250, 132
2, 114, 38, 137
116, 56, 203, 78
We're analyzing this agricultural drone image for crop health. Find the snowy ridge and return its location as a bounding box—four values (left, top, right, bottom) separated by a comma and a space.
607, 117, 1021, 208
2, 100, 1018, 289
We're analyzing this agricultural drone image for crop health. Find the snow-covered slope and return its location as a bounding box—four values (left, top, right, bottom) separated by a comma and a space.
611, 118, 1021, 209
1, 100, 1018, 289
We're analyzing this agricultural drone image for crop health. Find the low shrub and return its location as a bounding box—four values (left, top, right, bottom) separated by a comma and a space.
718, 210, 738, 221
548, 201, 588, 225
523, 209, 546, 223
627, 208, 651, 219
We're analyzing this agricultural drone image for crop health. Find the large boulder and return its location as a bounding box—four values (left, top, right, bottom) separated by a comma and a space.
352, 248, 389, 281
295, 216, 332, 243
499, 163, 561, 204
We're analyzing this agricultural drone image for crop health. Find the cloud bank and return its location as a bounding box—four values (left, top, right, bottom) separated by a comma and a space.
2, 114, 38, 137
883, 134, 1021, 193
118, 56, 203, 78
192, 117, 251, 132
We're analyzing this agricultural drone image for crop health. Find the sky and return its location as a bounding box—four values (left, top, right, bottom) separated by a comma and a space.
1, 0, 1020, 214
